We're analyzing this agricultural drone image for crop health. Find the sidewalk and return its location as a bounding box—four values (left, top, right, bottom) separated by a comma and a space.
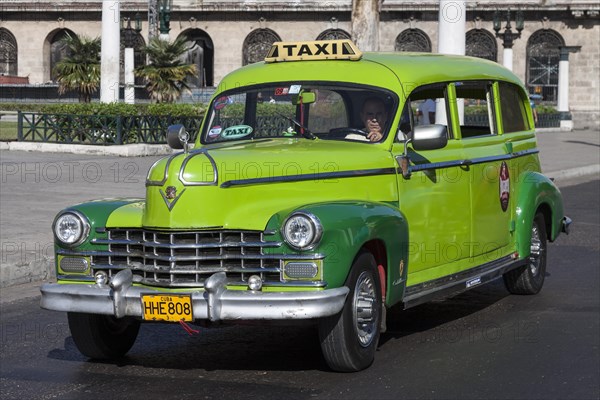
536, 129, 600, 185
0, 128, 598, 293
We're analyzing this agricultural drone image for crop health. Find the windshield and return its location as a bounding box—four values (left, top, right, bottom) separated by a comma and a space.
201, 82, 397, 144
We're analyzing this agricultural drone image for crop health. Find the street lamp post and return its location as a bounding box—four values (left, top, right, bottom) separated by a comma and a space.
158, 0, 173, 40
122, 14, 142, 104
493, 9, 524, 71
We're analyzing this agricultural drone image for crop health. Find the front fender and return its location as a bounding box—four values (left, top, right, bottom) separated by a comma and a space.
57, 198, 144, 252
515, 172, 565, 257
266, 201, 408, 306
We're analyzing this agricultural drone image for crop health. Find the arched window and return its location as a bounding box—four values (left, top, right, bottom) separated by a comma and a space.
527, 29, 565, 102
180, 29, 214, 87
466, 29, 497, 62
120, 32, 146, 86
49, 29, 76, 82
0, 28, 18, 76
242, 29, 281, 66
395, 29, 431, 52
316, 29, 351, 41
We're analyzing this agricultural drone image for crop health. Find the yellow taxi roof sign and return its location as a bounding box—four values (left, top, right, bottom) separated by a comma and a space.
264, 39, 362, 63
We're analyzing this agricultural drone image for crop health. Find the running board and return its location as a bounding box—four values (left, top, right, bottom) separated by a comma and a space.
402, 255, 527, 309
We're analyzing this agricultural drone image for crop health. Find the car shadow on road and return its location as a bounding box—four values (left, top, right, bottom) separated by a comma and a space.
47, 321, 331, 372
565, 140, 600, 148
380, 278, 512, 346
45, 279, 532, 372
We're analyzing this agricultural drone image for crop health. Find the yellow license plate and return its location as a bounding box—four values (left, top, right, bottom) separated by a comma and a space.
141, 294, 193, 322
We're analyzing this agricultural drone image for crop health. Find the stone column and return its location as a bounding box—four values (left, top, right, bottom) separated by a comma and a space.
124, 48, 135, 104
351, 0, 380, 51
436, 0, 466, 124
100, 0, 120, 103
557, 46, 581, 131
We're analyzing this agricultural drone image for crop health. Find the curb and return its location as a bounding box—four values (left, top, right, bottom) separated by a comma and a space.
0, 141, 174, 157
545, 164, 600, 184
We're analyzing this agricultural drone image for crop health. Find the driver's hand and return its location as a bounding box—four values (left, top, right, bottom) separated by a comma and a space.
366, 119, 383, 141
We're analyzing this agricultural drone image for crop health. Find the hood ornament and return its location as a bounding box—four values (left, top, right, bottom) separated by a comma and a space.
159, 186, 186, 211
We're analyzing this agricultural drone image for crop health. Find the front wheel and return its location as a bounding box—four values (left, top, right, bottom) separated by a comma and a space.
68, 312, 140, 359
318, 252, 382, 372
503, 212, 547, 294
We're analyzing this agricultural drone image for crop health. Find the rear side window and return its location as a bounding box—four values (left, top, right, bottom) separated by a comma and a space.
498, 82, 530, 133
456, 81, 495, 138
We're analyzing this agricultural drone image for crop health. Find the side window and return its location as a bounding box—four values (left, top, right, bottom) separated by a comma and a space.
498, 82, 530, 133
456, 81, 495, 138
401, 84, 449, 141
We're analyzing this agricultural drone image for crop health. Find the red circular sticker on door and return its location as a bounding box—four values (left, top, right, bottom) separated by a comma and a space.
499, 161, 510, 212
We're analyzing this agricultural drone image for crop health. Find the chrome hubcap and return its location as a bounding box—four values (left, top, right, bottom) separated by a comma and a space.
529, 224, 543, 275
352, 271, 378, 347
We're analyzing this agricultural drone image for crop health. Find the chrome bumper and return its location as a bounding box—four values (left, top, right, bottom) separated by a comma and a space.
40, 270, 349, 321
561, 216, 572, 234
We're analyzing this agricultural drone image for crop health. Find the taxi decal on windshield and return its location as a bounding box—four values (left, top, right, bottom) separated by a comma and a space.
221, 125, 253, 140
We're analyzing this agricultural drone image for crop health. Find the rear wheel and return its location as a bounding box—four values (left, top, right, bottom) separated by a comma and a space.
504, 212, 547, 294
318, 252, 382, 372
68, 312, 140, 359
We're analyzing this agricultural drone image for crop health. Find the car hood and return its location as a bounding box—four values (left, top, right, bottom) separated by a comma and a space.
111, 138, 399, 231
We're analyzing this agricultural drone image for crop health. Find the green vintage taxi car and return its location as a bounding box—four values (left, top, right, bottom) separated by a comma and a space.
41, 39, 570, 372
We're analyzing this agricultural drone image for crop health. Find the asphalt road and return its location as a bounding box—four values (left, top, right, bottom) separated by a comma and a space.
0, 179, 598, 400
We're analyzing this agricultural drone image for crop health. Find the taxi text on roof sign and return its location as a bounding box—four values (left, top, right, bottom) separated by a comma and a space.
264, 39, 363, 63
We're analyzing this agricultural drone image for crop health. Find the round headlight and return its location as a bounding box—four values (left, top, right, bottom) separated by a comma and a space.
53, 211, 90, 247
282, 212, 322, 250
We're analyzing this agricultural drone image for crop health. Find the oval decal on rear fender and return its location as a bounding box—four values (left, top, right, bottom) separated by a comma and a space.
221, 125, 253, 139
499, 161, 510, 212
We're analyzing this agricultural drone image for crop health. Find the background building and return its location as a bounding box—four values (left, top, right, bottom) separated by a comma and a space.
0, 0, 598, 129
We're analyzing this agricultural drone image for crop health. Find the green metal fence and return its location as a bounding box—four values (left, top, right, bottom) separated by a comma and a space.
536, 113, 560, 128
17, 112, 203, 145
464, 113, 560, 128
17, 111, 561, 145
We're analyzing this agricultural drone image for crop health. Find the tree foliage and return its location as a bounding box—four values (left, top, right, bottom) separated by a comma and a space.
135, 37, 197, 103
52, 33, 101, 103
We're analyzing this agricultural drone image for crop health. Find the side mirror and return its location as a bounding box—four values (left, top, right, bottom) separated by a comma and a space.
411, 124, 448, 151
167, 124, 189, 151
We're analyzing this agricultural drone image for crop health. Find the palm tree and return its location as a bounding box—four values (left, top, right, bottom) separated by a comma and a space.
52, 33, 101, 103
135, 37, 197, 103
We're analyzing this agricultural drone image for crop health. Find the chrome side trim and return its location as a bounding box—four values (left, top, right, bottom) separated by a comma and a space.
40, 271, 349, 321
403, 255, 527, 309
220, 167, 397, 188
409, 148, 540, 173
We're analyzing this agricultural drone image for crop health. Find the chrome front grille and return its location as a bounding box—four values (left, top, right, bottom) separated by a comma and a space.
90, 229, 283, 287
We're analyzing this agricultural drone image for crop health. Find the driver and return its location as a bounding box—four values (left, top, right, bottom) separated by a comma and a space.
360, 97, 388, 142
